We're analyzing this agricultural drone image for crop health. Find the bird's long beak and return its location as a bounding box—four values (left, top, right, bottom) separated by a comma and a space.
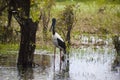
50, 18, 56, 32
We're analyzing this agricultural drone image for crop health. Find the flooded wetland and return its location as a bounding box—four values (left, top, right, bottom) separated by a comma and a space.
0, 35, 120, 80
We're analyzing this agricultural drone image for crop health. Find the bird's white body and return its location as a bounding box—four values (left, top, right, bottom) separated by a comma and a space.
50, 18, 67, 70
52, 32, 64, 49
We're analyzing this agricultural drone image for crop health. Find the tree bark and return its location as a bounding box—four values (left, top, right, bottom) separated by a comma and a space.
17, 19, 38, 68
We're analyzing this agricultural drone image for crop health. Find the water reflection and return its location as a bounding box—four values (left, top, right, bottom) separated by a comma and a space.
53, 71, 70, 80
18, 67, 34, 80
34, 54, 51, 68
17, 54, 53, 80
0, 54, 17, 67
0, 46, 120, 80
53, 59, 70, 80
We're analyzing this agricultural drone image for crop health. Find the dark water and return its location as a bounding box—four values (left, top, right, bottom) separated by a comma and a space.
0, 35, 120, 80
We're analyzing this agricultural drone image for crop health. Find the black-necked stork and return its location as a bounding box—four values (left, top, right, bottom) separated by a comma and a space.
50, 18, 66, 70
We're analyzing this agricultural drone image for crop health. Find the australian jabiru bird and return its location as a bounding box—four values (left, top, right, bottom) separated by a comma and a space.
50, 18, 66, 70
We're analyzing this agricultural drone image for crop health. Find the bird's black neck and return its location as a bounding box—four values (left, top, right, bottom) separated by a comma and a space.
52, 26, 55, 35
51, 18, 56, 35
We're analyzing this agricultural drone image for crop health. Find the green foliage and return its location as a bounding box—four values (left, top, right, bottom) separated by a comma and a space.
116, 10, 120, 18
30, 0, 40, 22
40, 0, 55, 42
57, 4, 78, 39
0, 5, 12, 43
107, 0, 120, 4
30, 0, 55, 22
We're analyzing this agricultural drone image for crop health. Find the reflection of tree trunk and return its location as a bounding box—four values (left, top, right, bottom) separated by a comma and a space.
17, 19, 37, 68
18, 67, 34, 80
65, 58, 69, 72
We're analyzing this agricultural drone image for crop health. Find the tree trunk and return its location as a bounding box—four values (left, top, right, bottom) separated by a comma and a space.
66, 31, 71, 45
7, 0, 38, 68
17, 19, 37, 68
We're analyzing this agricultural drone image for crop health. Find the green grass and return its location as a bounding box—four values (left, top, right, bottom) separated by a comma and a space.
36, 43, 53, 51
0, 43, 19, 54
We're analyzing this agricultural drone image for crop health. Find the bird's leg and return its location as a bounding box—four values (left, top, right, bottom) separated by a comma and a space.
60, 49, 62, 70
54, 47, 56, 71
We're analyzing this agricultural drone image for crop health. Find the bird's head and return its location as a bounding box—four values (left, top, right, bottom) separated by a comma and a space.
49, 18, 56, 32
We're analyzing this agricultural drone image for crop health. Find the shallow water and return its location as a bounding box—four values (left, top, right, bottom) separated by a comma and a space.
0, 34, 120, 80
0, 46, 120, 80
